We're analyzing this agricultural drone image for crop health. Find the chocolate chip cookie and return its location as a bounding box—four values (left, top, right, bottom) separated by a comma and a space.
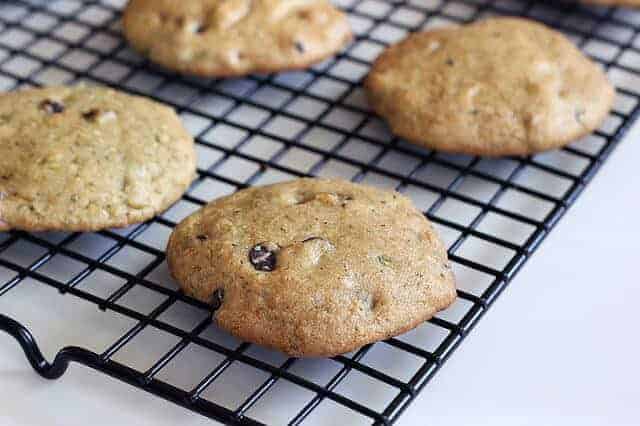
365, 17, 615, 157
167, 178, 456, 357
122, 0, 353, 78
0, 85, 196, 232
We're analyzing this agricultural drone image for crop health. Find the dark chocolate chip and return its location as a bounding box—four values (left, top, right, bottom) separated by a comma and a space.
82, 109, 100, 121
40, 99, 64, 114
445, 58, 454, 66
196, 234, 208, 241
210, 288, 224, 310
249, 243, 277, 272
295, 41, 306, 54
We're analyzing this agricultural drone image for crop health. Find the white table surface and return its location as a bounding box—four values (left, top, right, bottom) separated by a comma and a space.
1, 123, 639, 426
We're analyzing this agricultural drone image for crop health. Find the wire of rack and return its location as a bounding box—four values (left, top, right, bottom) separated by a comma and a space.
0, 0, 639, 425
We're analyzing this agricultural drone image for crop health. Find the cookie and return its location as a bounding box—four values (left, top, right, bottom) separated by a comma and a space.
167, 178, 456, 357
365, 17, 615, 157
122, 0, 353, 78
0, 85, 196, 232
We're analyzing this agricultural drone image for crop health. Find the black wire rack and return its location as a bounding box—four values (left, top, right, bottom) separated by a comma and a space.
0, 0, 638, 424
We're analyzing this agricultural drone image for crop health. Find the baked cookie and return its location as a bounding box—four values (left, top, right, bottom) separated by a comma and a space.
365, 17, 615, 157
167, 178, 456, 357
122, 0, 353, 78
0, 85, 196, 232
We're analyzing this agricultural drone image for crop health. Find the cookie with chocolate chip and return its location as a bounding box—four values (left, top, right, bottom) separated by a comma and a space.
167, 178, 456, 357
365, 17, 615, 156
122, 0, 353, 78
0, 85, 196, 232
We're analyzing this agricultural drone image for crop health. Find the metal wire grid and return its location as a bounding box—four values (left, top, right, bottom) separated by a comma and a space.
0, 0, 638, 424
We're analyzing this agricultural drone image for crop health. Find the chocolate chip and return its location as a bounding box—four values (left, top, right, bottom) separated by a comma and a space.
196, 234, 208, 241
82, 109, 100, 121
82, 109, 116, 124
210, 288, 224, 309
40, 99, 64, 114
249, 243, 278, 272
295, 41, 306, 54
445, 58, 454, 66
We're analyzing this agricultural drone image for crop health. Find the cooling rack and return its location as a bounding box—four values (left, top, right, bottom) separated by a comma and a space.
0, 0, 639, 425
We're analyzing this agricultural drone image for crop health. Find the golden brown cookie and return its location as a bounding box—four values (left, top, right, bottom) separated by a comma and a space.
167, 178, 456, 357
122, 0, 353, 78
365, 17, 615, 157
0, 85, 196, 232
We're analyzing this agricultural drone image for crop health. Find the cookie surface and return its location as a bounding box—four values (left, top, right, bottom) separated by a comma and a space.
167, 178, 456, 357
0, 85, 196, 232
365, 17, 615, 156
122, 0, 353, 78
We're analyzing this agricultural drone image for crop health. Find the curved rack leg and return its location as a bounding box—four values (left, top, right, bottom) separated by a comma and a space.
0, 313, 94, 380
0, 314, 261, 425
